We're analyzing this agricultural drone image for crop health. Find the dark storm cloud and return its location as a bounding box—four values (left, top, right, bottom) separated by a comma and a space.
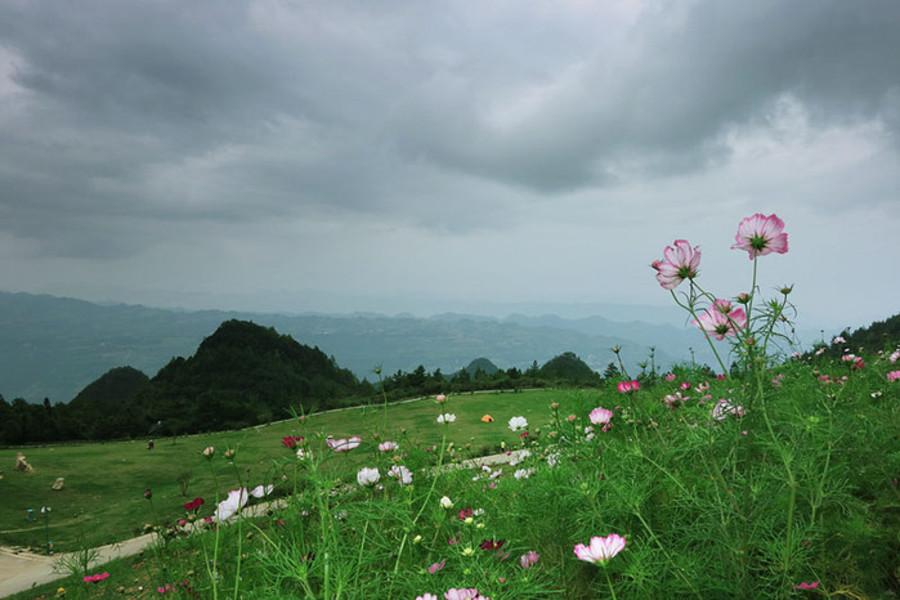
1, 0, 898, 259
393, 0, 900, 190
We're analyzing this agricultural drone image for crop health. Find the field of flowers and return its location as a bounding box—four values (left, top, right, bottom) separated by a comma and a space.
5, 213, 899, 599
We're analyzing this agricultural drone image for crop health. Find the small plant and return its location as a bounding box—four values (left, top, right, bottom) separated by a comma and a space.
176, 470, 193, 497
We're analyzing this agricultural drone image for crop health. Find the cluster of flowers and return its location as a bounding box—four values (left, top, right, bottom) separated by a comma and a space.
82, 572, 109, 583
214, 484, 274, 521
841, 354, 866, 370
157, 579, 196, 596
616, 380, 640, 392
651, 213, 789, 342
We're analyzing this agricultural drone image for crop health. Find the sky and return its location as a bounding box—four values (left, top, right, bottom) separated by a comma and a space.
1, 0, 898, 332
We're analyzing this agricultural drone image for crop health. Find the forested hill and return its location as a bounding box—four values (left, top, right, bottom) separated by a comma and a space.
139, 319, 366, 434
0, 320, 370, 444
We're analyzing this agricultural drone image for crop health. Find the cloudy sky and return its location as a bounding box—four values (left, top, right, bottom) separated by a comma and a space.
1, 0, 898, 331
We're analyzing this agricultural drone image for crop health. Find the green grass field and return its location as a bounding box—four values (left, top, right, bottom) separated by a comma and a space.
0, 389, 585, 552
1, 356, 898, 599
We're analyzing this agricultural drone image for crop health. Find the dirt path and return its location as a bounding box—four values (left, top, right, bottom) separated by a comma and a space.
0, 534, 155, 598
0, 452, 514, 598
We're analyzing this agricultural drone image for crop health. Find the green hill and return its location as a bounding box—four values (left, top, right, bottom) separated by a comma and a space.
138, 319, 367, 434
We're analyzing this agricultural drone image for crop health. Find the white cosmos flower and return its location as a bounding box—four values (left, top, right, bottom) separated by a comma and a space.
514, 468, 534, 480
249, 484, 273, 498
215, 488, 249, 521
508, 416, 528, 431
356, 467, 380, 487
436, 413, 456, 424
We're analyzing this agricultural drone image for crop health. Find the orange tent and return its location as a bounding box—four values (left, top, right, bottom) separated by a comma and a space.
481, 414, 494, 423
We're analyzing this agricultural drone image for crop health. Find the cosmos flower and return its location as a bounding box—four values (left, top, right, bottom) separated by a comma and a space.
731, 213, 788, 259
573, 534, 627, 565
589, 407, 613, 425
508, 416, 528, 431
651, 239, 701, 289
692, 300, 747, 340
356, 467, 380, 487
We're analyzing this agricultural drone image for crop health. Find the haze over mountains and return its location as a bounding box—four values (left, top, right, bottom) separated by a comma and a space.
0, 291, 836, 404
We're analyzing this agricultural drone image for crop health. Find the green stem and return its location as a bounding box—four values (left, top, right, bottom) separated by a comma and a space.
604, 566, 618, 600
207, 460, 221, 600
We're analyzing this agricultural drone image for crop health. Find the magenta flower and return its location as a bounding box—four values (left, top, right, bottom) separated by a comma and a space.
731, 213, 788, 259
83, 572, 110, 583
617, 380, 640, 393
692, 300, 747, 340
573, 533, 626, 565
427, 558, 446, 574
793, 581, 820, 590
652, 239, 701, 290
589, 407, 613, 425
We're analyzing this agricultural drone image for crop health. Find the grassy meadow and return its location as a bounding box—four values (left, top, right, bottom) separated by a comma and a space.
1, 354, 899, 599
0, 389, 569, 552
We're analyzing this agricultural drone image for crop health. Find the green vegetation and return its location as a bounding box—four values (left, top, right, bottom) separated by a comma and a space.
2, 339, 898, 598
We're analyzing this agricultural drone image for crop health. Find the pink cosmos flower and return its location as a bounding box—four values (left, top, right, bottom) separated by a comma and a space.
378, 441, 398, 452
617, 380, 640, 392
887, 371, 900, 382
417, 595, 439, 600
589, 407, 613, 425
444, 589, 489, 600
692, 300, 747, 340
427, 558, 446, 574
793, 581, 820, 590
520, 550, 540, 569
388, 464, 413, 484
83, 572, 110, 583
731, 213, 788, 259
573, 533, 626, 565
652, 239, 701, 290
663, 392, 689, 408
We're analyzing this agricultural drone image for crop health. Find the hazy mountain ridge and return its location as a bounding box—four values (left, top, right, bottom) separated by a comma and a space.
0, 291, 815, 403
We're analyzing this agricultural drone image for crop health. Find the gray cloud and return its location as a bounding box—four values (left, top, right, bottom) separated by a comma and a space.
0, 0, 897, 327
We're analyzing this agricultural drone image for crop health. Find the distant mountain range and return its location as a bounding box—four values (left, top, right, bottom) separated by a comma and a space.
0, 291, 829, 403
